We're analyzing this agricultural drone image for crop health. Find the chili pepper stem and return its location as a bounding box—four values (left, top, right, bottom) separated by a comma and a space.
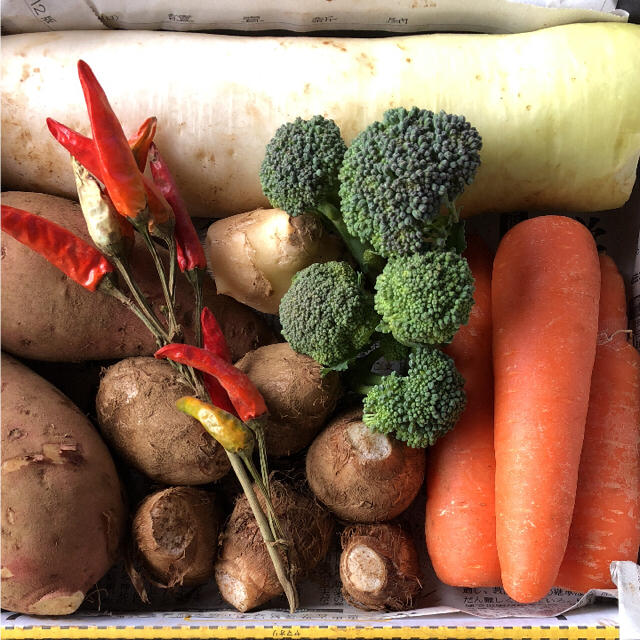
186, 268, 205, 348
138, 222, 180, 341
98, 276, 164, 347
226, 451, 299, 613
167, 235, 177, 307
111, 255, 170, 342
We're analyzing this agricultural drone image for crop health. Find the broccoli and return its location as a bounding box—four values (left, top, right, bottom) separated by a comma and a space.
259, 115, 380, 276
374, 251, 475, 346
279, 261, 380, 370
362, 346, 466, 448
339, 107, 482, 258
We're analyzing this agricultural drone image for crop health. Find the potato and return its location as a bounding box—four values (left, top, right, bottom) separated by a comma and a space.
96, 356, 230, 485
205, 208, 344, 314
340, 523, 422, 611
1, 352, 126, 615
216, 480, 334, 612
2, 25, 639, 217
132, 487, 221, 589
234, 343, 341, 456
1, 191, 275, 362
306, 409, 425, 522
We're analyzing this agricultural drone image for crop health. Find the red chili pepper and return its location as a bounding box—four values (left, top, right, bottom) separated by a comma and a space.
201, 307, 232, 362
1, 204, 114, 291
155, 343, 267, 422
128, 117, 157, 173
143, 174, 175, 239
77, 60, 147, 222
47, 118, 104, 179
199, 307, 236, 414
148, 143, 207, 272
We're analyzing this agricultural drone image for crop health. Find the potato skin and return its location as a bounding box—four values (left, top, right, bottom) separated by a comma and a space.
306, 409, 426, 522
216, 481, 334, 612
234, 343, 341, 456
1, 191, 275, 362
96, 357, 230, 485
1, 353, 127, 615
132, 487, 221, 588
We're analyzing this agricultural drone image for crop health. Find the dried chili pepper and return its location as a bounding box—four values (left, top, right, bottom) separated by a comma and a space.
155, 343, 267, 422
129, 117, 157, 172
77, 60, 148, 223
175, 396, 253, 454
148, 143, 207, 272
72, 158, 135, 260
1, 204, 114, 291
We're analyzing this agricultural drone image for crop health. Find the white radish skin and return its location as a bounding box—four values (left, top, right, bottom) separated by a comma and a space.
2, 24, 639, 218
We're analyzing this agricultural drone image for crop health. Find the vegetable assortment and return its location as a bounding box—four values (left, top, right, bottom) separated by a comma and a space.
1, 22, 639, 620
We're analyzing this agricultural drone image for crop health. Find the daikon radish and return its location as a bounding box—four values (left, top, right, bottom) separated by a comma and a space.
2, 24, 639, 217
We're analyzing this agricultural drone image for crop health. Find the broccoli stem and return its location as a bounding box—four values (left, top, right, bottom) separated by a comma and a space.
314, 202, 383, 279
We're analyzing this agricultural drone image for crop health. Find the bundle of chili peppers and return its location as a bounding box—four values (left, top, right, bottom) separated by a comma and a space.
0, 60, 299, 612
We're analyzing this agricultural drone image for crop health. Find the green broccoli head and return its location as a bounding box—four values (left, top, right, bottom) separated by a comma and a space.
339, 107, 482, 257
279, 261, 379, 369
374, 250, 475, 346
259, 115, 347, 217
363, 346, 466, 448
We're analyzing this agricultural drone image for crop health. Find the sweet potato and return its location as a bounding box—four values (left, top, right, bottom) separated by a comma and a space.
305, 409, 425, 522
215, 480, 334, 612
132, 487, 221, 589
0, 191, 275, 362
95, 356, 230, 485
234, 343, 341, 456
2, 25, 639, 217
1, 353, 126, 615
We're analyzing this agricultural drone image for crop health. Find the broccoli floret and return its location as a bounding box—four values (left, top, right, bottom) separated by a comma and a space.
362, 346, 466, 448
279, 261, 380, 369
374, 251, 475, 346
259, 115, 346, 217
339, 107, 482, 257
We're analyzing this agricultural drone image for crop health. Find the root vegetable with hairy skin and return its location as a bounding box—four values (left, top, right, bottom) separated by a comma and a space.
305, 409, 425, 523
1, 353, 127, 615
340, 523, 422, 611
96, 357, 230, 485
1, 191, 276, 362
215, 480, 334, 612
234, 342, 342, 456
132, 487, 221, 589
205, 208, 343, 314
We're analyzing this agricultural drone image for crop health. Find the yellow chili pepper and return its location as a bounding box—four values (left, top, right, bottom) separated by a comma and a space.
176, 396, 254, 454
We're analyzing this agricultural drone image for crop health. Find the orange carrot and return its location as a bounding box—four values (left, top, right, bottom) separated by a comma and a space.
555, 253, 640, 592
492, 215, 600, 604
425, 236, 501, 587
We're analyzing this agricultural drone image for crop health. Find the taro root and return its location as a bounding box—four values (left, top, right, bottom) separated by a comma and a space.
132, 487, 221, 588
1, 353, 126, 615
340, 523, 422, 611
96, 357, 230, 485
305, 408, 425, 522
215, 480, 334, 612
234, 342, 341, 456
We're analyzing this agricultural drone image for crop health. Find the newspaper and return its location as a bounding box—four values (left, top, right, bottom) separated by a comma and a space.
0, 0, 627, 35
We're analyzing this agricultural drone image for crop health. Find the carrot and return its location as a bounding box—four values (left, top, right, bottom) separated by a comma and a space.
555, 253, 640, 592
425, 236, 501, 588
492, 215, 600, 604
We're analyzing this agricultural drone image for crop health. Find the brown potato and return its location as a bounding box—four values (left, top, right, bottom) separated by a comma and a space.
132, 487, 221, 589
234, 343, 341, 456
306, 408, 425, 522
216, 481, 334, 612
95, 357, 230, 485
1, 353, 127, 615
1, 191, 275, 362
340, 523, 422, 611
